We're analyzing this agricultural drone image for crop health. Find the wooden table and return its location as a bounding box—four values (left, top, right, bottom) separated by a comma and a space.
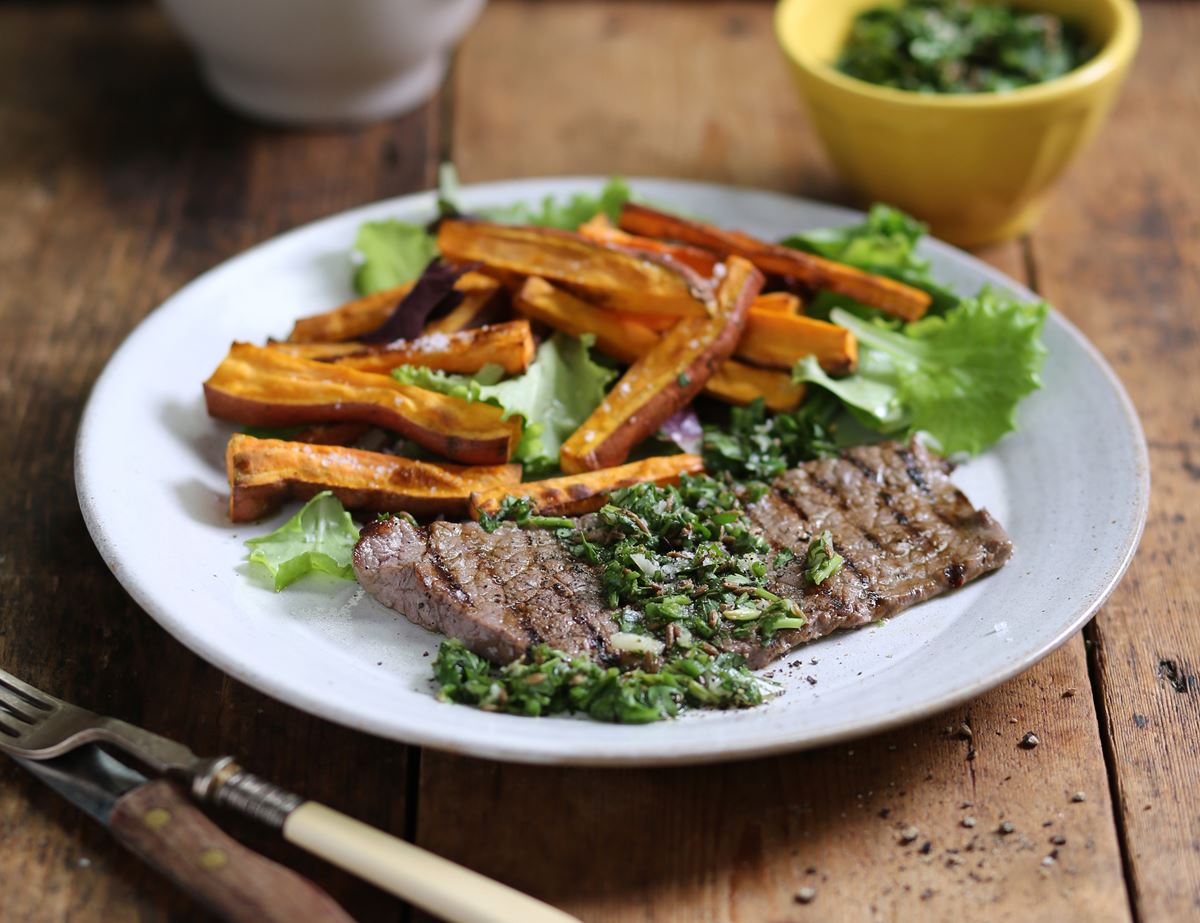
1, 2, 1196, 920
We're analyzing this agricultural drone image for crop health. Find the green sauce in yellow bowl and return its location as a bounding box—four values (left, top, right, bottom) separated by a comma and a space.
776, 0, 1140, 246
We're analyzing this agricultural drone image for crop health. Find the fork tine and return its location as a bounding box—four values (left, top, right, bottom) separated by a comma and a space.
0, 692, 40, 725
0, 713, 21, 738
0, 667, 57, 711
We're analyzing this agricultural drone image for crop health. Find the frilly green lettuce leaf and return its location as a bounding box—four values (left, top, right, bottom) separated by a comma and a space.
352, 220, 439, 295
245, 492, 360, 592
795, 290, 1048, 455
444, 166, 632, 231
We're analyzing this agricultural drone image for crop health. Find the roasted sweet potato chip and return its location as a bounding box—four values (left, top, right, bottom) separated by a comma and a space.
619, 203, 931, 322
438, 219, 714, 317
515, 277, 803, 412
204, 343, 521, 465
468, 454, 704, 520
287, 272, 501, 343
226, 434, 522, 522
559, 256, 763, 472
706, 361, 805, 412
738, 310, 858, 375
268, 321, 535, 376
576, 214, 720, 276
752, 292, 804, 314
514, 277, 657, 362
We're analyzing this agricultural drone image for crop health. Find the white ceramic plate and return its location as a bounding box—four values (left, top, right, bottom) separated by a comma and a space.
76, 179, 1148, 766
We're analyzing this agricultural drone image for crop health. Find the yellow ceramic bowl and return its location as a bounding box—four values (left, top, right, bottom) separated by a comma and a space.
775, 0, 1140, 247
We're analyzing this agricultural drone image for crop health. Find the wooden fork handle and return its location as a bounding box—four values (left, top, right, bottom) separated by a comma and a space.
283, 801, 579, 923
109, 781, 356, 923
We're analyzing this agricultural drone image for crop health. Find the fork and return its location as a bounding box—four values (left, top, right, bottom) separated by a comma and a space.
0, 665, 578, 923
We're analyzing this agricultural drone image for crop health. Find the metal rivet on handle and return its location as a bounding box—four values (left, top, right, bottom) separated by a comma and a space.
143, 809, 171, 830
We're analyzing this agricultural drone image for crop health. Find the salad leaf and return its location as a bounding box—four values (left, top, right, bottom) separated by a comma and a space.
393, 333, 616, 475
352, 220, 439, 296
392, 362, 508, 396
245, 491, 360, 592
781, 204, 959, 315
795, 292, 1048, 455
478, 177, 633, 230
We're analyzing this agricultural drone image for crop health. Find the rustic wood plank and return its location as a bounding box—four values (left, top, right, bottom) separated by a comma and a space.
0, 5, 437, 920
418, 643, 1126, 922
1024, 2, 1200, 917
420, 4, 1129, 921
454, 0, 844, 197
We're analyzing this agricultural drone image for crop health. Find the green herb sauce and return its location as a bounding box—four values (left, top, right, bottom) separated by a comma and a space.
433, 640, 765, 724
837, 0, 1093, 94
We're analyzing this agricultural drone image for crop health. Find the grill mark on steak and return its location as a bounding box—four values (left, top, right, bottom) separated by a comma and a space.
898, 445, 931, 493
770, 477, 883, 608
807, 471, 887, 552
424, 535, 472, 604
895, 444, 964, 531
843, 452, 945, 557
354, 441, 1012, 671
531, 532, 606, 650
473, 530, 547, 647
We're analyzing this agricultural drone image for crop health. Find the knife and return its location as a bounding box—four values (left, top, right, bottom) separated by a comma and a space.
16, 745, 356, 923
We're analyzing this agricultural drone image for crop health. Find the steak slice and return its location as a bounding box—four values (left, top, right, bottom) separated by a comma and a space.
354, 517, 616, 665
731, 440, 1012, 666
354, 441, 1012, 668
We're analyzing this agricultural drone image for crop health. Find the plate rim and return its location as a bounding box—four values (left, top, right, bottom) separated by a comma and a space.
75, 177, 1150, 765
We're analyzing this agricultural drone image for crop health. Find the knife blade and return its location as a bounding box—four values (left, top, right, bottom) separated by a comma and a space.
17, 745, 356, 923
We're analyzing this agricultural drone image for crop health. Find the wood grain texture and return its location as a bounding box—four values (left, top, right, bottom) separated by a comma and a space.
1025, 3, 1200, 916
453, 1, 844, 198
1, 1, 1193, 922
419, 4, 1128, 922
417, 643, 1126, 923
109, 782, 355, 923
0, 5, 433, 921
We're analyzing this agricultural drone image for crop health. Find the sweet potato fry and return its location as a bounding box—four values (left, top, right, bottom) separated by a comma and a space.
204, 343, 521, 465
706, 361, 805, 412
577, 214, 720, 276
515, 277, 800, 410
752, 292, 803, 314
226, 433, 522, 522
737, 310, 858, 375
437, 219, 714, 317
559, 257, 763, 473
468, 454, 704, 521
267, 321, 535, 376
618, 203, 931, 322
287, 272, 501, 343
515, 277, 657, 362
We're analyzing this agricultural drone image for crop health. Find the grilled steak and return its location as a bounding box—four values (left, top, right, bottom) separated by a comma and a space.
354, 516, 616, 665
730, 441, 1011, 666
354, 441, 1012, 668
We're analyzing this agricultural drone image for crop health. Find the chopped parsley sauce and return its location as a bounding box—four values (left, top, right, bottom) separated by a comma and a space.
432, 475, 850, 723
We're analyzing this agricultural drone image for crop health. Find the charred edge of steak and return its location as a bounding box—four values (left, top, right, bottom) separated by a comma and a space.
353, 441, 1013, 671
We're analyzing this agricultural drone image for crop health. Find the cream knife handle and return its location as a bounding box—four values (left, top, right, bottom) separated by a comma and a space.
282, 802, 579, 923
